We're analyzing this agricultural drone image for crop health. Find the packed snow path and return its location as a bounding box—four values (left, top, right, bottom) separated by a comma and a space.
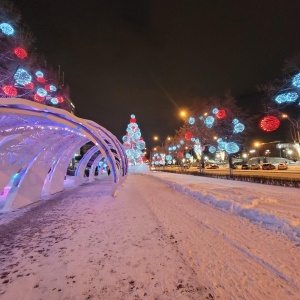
0, 174, 299, 299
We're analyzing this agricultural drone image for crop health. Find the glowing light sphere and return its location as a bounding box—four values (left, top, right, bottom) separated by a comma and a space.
218, 141, 227, 150
35, 71, 44, 77
3, 85, 17, 96
232, 118, 239, 125
233, 123, 245, 133
216, 109, 226, 119
260, 116, 280, 132
14, 47, 28, 59
57, 96, 64, 103
212, 108, 219, 114
185, 132, 193, 140
172, 146, 176, 150
185, 153, 191, 158
195, 138, 200, 143
50, 98, 58, 105
177, 144, 180, 148
180, 140, 184, 144
225, 142, 240, 154
191, 138, 195, 142
177, 152, 184, 158
204, 116, 214, 128
199, 116, 204, 120
24, 82, 34, 89
0, 23, 14, 35
130, 114, 136, 123
49, 85, 57, 92
209, 146, 216, 153
14, 69, 32, 86
188, 117, 195, 125
292, 73, 300, 88
275, 92, 298, 104
34, 94, 44, 102
37, 77, 45, 83
166, 155, 172, 161
37, 88, 47, 97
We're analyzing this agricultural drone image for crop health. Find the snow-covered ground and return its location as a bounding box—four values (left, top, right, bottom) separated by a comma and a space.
0, 168, 300, 299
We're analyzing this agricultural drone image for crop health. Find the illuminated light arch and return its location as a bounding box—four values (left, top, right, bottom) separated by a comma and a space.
0, 98, 128, 211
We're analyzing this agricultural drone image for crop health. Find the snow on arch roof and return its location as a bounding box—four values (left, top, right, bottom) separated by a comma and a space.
0, 98, 128, 211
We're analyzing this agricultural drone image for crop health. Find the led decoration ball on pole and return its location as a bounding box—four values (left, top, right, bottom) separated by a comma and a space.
260, 116, 280, 132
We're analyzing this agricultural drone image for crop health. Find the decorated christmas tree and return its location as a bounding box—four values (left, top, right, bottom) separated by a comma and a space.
122, 114, 146, 165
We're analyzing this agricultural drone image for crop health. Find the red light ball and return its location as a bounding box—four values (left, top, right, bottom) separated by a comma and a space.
185, 132, 193, 140
37, 77, 45, 83
260, 116, 280, 132
57, 96, 64, 103
34, 94, 44, 102
24, 82, 34, 89
216, 109, 226, 119
3, 85, 17, 96
177, 152, 184, 158
14, 47, 28, 59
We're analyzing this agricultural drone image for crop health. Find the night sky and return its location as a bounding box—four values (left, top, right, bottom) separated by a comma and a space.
12, 0, 300, 148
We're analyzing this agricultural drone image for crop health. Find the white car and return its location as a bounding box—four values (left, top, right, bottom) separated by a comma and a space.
278, 163, 288, 170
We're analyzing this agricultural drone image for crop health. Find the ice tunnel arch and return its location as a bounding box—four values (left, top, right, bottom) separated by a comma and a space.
0, 98, 128, 211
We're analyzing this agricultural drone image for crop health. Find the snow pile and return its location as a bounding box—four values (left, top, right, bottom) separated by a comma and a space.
147, 171, 300, 243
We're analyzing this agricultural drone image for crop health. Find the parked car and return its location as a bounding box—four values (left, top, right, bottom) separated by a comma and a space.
250, 164, 260, 170
230, 164, 238, 169
262, 163, 276, 170
241, 164, 250, 170
206, 164, 219, 169
278, 163, 288, 170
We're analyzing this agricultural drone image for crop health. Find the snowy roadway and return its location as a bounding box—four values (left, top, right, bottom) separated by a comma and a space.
0, 170, 300, 299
